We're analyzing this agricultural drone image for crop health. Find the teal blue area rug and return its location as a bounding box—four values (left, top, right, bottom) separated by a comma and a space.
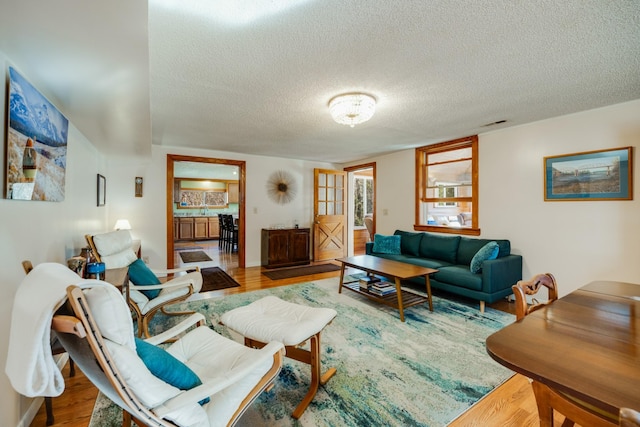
90, 277, 514, 427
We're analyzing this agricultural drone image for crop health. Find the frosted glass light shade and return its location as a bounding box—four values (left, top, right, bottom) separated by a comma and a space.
328, 93, 376, 128
114, 219, 132, 230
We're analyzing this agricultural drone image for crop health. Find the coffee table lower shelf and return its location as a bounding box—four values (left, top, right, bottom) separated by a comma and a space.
342, 281, 430, 313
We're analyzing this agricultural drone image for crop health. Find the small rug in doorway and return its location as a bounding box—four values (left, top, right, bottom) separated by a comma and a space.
200, 267, 240, 292
262, 263, 341, 280
174, 246, 204, 251
179, 250, 212, 263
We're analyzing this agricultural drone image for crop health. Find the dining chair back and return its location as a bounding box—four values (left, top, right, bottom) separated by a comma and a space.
512, 272, 558, 321
514, 273, 618, 427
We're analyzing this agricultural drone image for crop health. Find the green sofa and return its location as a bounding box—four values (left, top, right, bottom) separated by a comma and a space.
365, 230, 522, 311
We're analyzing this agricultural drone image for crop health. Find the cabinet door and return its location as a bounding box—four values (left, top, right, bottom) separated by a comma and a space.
194, 218, 208, 239
227, 182, 239, 203
267, 230, 290, 265
290, 229, 310, 263
179, 218, 194, 240
208, 217, 219, 238
173, 218, 179, 240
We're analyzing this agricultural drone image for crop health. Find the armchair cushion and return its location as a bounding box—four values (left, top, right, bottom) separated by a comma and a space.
372, 234, 401, 255
128, 259, 162, 299
91, 230, 138, 269
83, 285, 135, 349
103, 339, 209, 426
135, 338, 209, 405
470, 241, 499, 273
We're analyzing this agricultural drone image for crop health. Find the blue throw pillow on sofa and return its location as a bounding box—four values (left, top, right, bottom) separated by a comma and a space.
128, 258, 162, 299
135, 338, 209, 405
470, 241, 499, 273
372, 234, 401, 255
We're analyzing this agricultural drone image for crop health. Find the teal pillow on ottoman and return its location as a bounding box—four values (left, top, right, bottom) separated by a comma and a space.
128, 258, 162, 298
135, 338, 209, 405
470, 241, 499, 273
372, 234, 401, 255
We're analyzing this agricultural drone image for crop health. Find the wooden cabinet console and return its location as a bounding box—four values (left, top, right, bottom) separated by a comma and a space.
261, 228, 310, 268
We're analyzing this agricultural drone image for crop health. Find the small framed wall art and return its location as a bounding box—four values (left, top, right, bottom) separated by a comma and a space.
544, 146, 633, 201
97, 174, 106, 206
135, 177, 143, 197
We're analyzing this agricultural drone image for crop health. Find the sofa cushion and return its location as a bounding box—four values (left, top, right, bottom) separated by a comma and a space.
457, 237, 511, 266
419, 233, 460, 264
372, 234, 401, 255
394, 230, 423, 256
398, 256, 452, 270
434, 266, 483, 291
470, 241, 499, 273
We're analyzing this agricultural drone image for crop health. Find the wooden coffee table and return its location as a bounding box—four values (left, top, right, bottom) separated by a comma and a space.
336, 255, 438, 322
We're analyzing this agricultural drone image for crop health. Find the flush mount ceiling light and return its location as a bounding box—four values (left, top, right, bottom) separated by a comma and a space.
328, 93, 376, 128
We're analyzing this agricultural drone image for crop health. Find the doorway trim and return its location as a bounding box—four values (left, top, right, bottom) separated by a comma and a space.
166, 154, 246, 268
344, 162, 376, 256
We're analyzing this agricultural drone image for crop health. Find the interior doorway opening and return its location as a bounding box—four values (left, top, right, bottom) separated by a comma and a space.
166, 154, 246, 269
344, 162, 376, 256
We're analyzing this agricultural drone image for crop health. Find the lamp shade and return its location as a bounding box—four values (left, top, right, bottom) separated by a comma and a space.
113, 219, 131, 230
328, 93, 376, 127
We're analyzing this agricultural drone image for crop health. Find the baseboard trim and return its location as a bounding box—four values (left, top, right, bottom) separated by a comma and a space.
19, 353, 69, 427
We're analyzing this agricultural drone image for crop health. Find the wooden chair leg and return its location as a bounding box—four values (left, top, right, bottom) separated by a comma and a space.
531, 380, 554, 427
45, 397, 54, 426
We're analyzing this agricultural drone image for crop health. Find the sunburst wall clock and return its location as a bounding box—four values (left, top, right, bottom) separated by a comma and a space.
267, 170, 297, 204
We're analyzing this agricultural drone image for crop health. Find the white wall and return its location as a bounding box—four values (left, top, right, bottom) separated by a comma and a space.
350, 99, 640, 296
480, 100, 640, 294
0, 56, 108, 426
106, 146, 336, 268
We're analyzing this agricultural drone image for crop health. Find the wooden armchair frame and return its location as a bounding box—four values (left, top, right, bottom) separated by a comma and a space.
54, 285, 284, 427
85, 232, 201, 338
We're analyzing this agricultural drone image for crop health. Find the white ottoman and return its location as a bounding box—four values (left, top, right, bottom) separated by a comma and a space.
220, 296, 337, 419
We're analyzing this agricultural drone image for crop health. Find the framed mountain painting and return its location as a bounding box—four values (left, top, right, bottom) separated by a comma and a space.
5, 67, 69, 201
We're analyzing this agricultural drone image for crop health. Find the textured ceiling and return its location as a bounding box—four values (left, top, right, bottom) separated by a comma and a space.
1, 1, 639, 163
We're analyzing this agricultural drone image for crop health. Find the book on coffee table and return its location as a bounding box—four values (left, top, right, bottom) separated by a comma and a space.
359, 275, 382, 290
369, 281, 397, 296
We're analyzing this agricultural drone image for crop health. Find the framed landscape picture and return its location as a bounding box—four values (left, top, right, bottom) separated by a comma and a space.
5, 67, 69, 201
544, 147, 633, 201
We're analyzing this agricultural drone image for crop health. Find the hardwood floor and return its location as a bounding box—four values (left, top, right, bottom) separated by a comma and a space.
31, 241, 562, 426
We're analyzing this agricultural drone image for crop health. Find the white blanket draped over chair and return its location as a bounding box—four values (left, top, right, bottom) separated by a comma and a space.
6, 262, 284, 427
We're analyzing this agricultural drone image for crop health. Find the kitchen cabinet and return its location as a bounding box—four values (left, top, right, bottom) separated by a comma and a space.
208, 217, 220, 239
261, 228, 310, 268
194, 218, 208, 239
227, 182, 239, 203
178, 218, 194, 240
175, 216, 221, 241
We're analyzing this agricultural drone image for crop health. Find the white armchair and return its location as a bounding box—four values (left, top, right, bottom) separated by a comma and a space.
9, 263, 284, 427
86, 230, 203, 338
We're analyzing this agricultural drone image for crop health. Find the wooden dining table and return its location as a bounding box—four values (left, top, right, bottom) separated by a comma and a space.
486, 280, 640, 419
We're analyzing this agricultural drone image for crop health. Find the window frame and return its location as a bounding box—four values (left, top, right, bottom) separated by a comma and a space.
414, 135, 480, 236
